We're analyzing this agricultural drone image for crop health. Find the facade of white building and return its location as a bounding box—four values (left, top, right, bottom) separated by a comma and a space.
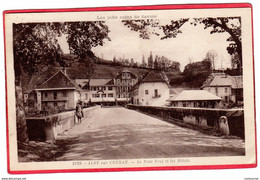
201, 73, 243, 103
130, 71, 176, 106
87, 79, 117, 104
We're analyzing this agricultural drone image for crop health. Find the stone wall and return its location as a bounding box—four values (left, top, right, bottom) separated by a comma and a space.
127, 105, 244, 138
26, 106, 100, 141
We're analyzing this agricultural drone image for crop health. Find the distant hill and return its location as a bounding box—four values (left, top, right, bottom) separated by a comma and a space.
22, 61, 210, 93
23, 63, 151, 93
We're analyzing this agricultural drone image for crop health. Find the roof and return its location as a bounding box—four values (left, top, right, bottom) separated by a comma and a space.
105, 79, 116, 86
129, 71, 170, 92
89, 79, 111, 86
35, 70, 79, 90
230, 76, 243, 89
202, 74, 243, 89
115, 69, 137, 79
142, 71, 169, 83
170, 90, 222, 101
75, 79, 89, 87
121, 69, 132, 73
210, 76, 232, 87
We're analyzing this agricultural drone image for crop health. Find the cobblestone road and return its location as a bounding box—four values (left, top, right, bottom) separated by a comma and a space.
56, 107, 245, 161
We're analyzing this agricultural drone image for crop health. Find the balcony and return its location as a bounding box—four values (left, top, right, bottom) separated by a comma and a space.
152, 94, 161, 98
42, 97, 69, 102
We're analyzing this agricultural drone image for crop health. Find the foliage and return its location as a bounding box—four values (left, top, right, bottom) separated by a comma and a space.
191, 17, 242, 72
204, 50, 218, 70
13, 23, 64, 83
13, 21, 110, 142
122, 19, 189, 40
122, 17, 242, 73
65, 21, 110, 60
122, 19, 160, 39
13, 21, 110, 80
182, 59, 212, 87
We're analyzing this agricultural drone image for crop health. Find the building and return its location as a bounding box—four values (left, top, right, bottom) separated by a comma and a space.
85, 78, 117, 105
169, 90, 222, 108
113, 69, 138, 99
34, 70, 82, 111
201, 73, 243, 104
129, 71, 177, 106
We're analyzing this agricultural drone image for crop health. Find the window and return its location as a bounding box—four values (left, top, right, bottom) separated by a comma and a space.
54, 102, 57, 107
169, 89, 175, 95
154, 89, 158, 97
92, 94, 95, 98
96, 94, 100, 98
108, 86, 113, 91
225, 96, 228, 102
45, 93, 48, 98
108, 93, 113, 97
93, 87, 97, 91
85, 93, 88, 99
102, 94, 106, 98
63, 91, 67, 97
145, 90, 149, 95
53, 92, 57, 100
102, 86, 106, 91
225, 88, 228, 93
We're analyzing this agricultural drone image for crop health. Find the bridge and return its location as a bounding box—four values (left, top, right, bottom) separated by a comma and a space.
52, 107, 245, 161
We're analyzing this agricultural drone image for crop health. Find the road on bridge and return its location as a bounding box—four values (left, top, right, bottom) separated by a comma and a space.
56, 107, 245, 161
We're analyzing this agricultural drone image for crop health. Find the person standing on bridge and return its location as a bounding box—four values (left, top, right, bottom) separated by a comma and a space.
75, 103, 84, 124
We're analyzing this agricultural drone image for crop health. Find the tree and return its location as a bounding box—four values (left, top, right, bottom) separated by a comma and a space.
205, 50, 218, 70
13, 22, 64, 142
191, 17, 242, 73
183, 59, 212, 87
130, 58, 135, 67
122, 17, 242, 73
231, 53, 241, 70
13, 21, 110, 142
169, 61, 181, 72
113, 56, 117, 63
154, 55, 159, 70
148, 51, 154, 69
122, 18, 189, 40
141, 55, 147, 68
66, 21, 110, 75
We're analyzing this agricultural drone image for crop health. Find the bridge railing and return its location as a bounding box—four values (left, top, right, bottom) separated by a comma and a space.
26, 106, 100, 141
127, 104, 244, 138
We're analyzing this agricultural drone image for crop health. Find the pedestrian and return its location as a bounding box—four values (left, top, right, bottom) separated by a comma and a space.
76, 103, 84, 124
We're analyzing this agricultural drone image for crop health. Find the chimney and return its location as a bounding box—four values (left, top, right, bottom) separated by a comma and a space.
62, 67, 67, 75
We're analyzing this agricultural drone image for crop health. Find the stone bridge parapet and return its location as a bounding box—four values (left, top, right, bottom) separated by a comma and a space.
127, 105, 244, 138
26, 106, 100, 141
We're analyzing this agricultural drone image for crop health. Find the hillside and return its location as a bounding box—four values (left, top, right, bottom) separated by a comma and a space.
23, 62, 209, 93
23, 63, 151, 92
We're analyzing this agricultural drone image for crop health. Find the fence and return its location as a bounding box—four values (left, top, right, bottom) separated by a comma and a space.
127, 105, 244, 138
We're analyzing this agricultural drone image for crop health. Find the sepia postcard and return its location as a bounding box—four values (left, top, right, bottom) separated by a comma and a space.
3, 3, 256, 174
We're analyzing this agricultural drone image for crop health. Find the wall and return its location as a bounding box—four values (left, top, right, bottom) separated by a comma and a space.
89, 86, 116, 102
26, 106, 100, 141
127, 104, 244, 138
203, 86, 231, 100
138, 82, 169, 106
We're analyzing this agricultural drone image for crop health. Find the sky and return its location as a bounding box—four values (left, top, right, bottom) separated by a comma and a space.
60, 19, 232, 71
